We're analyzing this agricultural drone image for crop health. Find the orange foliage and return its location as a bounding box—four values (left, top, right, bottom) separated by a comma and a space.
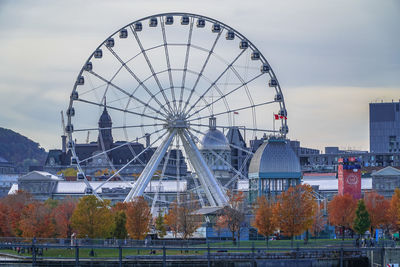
52, 198, 77, 238
274, 184, 317, 241
164, 201, 180, 238
19, 202, 55, 238
389, 188, 400, 233
364, 191, 390, 232
0, 190, 33, 236
328, 194, 357, 239
125, 196, 151, 240
217, 191, 246, 243
252, 196, 276, 240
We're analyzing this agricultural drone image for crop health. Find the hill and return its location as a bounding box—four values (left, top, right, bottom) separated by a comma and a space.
0, 127, 47, 168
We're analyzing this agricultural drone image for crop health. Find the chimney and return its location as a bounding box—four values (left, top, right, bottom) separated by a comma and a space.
61, 135, 67, 153
145, 133, 150, 148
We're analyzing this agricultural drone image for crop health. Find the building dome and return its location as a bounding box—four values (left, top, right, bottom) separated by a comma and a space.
201, 129, 230, 150
249, 137, 301, 178
200, 116, 230, 150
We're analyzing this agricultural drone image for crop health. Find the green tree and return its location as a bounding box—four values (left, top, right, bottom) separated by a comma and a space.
353, 199, 371, 236
113, 211, 128, 239
71, 195, 114, 238
155, 211, 166, 238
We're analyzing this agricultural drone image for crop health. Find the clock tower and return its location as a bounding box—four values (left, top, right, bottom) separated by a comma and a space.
338, 157, 362, 199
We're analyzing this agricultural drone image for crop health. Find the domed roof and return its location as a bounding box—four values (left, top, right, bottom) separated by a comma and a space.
249, 138, 301, 178
201, 129, 230, 150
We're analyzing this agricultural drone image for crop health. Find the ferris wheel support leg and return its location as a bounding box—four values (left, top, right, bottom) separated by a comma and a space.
180, 130, 228, 207
124, 130, 176, 203
180, 133, 216, 207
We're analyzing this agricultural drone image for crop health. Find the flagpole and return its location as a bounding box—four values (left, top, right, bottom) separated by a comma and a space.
273, 113, 275, 135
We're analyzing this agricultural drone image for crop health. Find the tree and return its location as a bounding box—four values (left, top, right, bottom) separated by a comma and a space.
71, 195, 114, 238
164, 201, 180, 238
19, 202, 55, 238
353, 199, 371, 236
252, 195, 276, 246
217, 191, 246, 245
364, 191, 390, 234
155, 211, 166, 238
164, 195, 202, 239
389, 188, 400, 233
113, 211, 128, 239
177, 195, 202, 239
0, 190, 33, 237
328, 194, 357, 240
311, 203, 326, 240
52, 198, 77, 238
274, 184, 317, 247
125, 196, 151, 240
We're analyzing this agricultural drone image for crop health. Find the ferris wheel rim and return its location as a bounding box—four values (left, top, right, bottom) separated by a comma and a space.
65, 12, 288, 206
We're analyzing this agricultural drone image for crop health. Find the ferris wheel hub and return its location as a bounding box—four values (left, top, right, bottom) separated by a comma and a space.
165, 115, 188, 129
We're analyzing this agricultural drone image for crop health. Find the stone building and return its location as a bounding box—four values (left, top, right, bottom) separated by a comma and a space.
372, 166, 400, 198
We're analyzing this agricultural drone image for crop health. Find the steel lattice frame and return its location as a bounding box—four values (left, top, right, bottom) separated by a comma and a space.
66, 12, 288, 208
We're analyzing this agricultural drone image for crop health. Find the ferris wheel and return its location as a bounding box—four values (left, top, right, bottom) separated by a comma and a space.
65, 12, 288, 209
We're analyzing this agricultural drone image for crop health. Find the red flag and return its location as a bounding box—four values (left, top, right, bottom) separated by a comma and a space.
234, 111, 239, 115
274, 114, 279, 120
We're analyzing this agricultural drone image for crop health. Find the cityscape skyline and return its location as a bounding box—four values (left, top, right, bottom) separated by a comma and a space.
0, 0, 399, 152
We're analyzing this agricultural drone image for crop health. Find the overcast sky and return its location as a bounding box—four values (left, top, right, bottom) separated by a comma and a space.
0, 0, 399, 152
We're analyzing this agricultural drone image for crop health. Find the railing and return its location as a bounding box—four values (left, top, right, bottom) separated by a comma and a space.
0, 238, 395, 266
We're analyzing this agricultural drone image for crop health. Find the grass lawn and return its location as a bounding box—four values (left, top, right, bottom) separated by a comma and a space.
0, 239, 357, 259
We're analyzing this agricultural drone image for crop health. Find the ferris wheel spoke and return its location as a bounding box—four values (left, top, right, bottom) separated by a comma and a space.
73, 123, 164, 132
178, 18, 194, 113
224, 152, 252, 188
129, 25, 174, 114
189, 123, 279, 133
94, 130, 169, 193
76, 98, 166, 122
88, 68, 168, 119
105, 47, 171, 117
183, 48, 247, 117
78, 127, 166, 164
160, 18, 178, 113
187, 129, 248, 181
187, 99, 277, 122
180, 31, 222, 114
124, 129, 177, 202
186, 72, 264, 119
189, 126, 254, 156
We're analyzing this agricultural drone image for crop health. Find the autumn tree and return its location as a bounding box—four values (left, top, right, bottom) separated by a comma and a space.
328, 194, 357, 240
389, 188, 400, 233
217, 191, 246, 245
71, 195, 114, 238
52, 198, 77, 238
311, 203, 326, 240
177, 195, 202, 239
0, 190, 33, 237
274, 184, 317, 247
164, 201, 180, 238
252, 195, 276, 246
165, 195, 202, 239
353, 199, 370, 236
126, 196, 151, 240
19, 201, 55, 238
364, 191, 390, 234
155, 211, 166, 238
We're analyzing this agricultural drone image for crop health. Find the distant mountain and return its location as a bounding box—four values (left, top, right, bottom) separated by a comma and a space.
0, 127, 47, 167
